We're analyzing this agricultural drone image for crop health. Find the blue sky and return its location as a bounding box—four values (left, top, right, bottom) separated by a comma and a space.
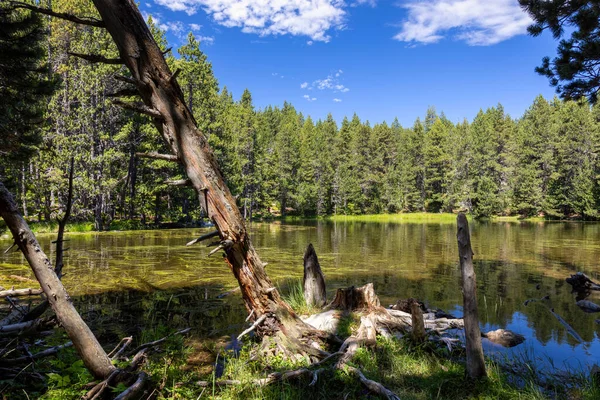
140, 0, 559, 127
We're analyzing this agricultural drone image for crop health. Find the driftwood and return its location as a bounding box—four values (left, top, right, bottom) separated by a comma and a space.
456, 213, 486, 379
303, 244, 326, 308
0, 288, 43, 298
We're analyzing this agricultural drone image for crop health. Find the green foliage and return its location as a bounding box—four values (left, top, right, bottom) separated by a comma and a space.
520, 1, 600, 103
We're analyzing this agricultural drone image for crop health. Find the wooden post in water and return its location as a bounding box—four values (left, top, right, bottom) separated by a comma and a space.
456, 213, 486, 379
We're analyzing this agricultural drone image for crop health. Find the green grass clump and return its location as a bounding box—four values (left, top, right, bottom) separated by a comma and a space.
28, 221, 95, 233
327, 213, 461, 224
280, 279, 321, 316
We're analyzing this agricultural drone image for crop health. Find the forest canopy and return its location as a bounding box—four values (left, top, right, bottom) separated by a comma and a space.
1, 0, 600, 224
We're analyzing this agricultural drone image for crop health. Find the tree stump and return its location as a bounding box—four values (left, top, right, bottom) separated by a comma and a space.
410, 300, 425, 343
303, 244, 326, 308
326, 283, 380, 311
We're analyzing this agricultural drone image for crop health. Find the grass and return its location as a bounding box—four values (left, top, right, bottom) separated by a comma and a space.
6, 313, 597, 400
280, 279, 321, 316
327, 213, 462, 224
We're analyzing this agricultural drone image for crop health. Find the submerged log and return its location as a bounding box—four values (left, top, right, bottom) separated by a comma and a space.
457, 213, 486, 379
481, 329, 525, 348
566, 272, 600, 292
303, 244, 326, 308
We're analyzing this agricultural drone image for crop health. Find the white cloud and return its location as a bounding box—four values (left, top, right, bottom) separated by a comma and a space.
395, 0, 532, 46
307, 40, 314, 46
198, 35, 215, 45
159, 20, 185, 37
189, 23, 202, 31
303, 70, 349, 93
153, 0, 357, 42
303, 94, 317, 101
333, 98, 342, 102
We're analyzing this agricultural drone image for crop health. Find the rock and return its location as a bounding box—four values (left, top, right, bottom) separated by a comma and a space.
482, 329, 525, 347
391, 298, 426, 314
576, 300, 600, 313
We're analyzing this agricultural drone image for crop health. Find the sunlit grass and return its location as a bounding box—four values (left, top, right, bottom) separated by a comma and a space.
327, 212, 461, 223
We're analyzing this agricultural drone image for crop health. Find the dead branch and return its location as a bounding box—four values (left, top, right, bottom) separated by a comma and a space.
0, 288, 42, 298
344, 366, 400, 400
186, 230, 219, 246
82, 368, 121, 400
3, 242, 16, 254
56, 157, 74, 278
9, 1, 105, 27
68, 52, 123, 64
106, 87, 139, 98
0, 342, 72, 366
114, 75, 138, 85
126, 328, 190, 357
237, 314, 267, 340
164, 179, 192, 187
108, 336, 133, 360
112, 99, 163, 119
135, 152, 180, 163
114, 372, 148, 400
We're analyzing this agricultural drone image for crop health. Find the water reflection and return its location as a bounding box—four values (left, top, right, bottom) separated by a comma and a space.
1, 220, 600, 372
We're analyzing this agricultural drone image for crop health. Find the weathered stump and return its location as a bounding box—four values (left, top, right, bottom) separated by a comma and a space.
457, 213, 486, 379
303, 244, 326, 308
326, 283, 380, 311
410, 300, 426, 343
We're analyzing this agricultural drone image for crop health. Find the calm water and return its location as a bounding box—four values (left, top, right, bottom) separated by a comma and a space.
1, 220, 600, 372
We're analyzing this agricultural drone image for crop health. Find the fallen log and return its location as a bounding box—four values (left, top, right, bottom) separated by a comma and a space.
0, 288, 43, 298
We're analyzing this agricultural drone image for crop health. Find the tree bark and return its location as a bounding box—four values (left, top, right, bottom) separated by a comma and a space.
90, 0, 299, 336
456, 213, 486, 379
303, 244, 326, 308
0, 182, 115, 379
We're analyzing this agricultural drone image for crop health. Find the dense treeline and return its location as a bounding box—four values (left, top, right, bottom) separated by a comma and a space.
1, 0, 600, 228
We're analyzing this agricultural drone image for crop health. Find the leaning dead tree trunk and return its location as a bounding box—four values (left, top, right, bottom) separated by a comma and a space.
303, 244, 326, 308
456, 213, 486, 379
90, 0, 310, 341
0, 183, 115, 379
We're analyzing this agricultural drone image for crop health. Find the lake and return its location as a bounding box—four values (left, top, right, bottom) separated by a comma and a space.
1, 219, 600, 373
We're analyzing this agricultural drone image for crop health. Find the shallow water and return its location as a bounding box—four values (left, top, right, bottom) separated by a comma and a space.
1, 219, 600, 373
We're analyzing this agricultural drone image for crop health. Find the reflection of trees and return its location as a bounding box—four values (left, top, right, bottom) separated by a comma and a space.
3, 220, 600, 350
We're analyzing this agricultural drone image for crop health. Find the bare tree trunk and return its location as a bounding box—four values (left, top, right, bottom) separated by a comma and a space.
0, 182, 115, 379
91, 0, 302, 338
456, 213, 486, 379
303, 244, 326, 308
